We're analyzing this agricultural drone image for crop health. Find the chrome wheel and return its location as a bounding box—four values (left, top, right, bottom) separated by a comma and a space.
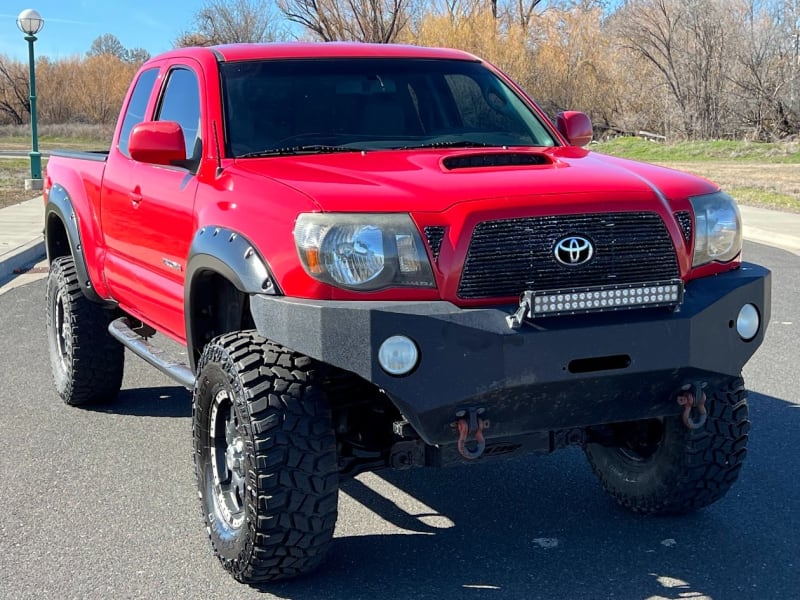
52, 288, 71, 371
209, 388, 245, 532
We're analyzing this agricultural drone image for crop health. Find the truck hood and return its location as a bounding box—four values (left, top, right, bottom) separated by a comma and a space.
232, 146, 719, 213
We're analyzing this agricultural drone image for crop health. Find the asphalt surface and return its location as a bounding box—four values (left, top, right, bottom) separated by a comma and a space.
0, 241, 797, 600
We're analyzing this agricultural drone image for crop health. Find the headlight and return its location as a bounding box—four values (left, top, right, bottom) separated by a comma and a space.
294, 213, 436, 291
690, 191, 742, 267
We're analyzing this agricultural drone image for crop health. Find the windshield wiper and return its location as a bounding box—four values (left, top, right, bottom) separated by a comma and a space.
238, 145, 364, 158
392, 140, 498, 150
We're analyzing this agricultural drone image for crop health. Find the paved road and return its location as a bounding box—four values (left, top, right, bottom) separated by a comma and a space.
0, 241, 797, 600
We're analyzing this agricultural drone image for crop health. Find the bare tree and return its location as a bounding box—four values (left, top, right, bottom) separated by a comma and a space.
731, 1, 786, 137
429, 0, 492, 22
175, 32, 217, 48
0, 57, 29, 125
526, 2, 622, 123
88, 34, 150, 64
176, 0, 285, 47
0, 0, 794, 138
765, 0, 800, 135
37, 57, 79, 124
76, 55, 140, 124
278, 0, 412, 42
124, 48, 152, 65
613, 0, 737, 139
87, 34, 127, 59
437, 0, 470, 21
505, 0, 545, 30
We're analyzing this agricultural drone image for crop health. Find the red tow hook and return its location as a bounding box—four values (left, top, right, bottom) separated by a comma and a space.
456, 408, 488, 460
677, 383, 708, 430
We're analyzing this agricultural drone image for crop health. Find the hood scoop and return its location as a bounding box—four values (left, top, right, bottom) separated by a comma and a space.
442, 152, 552, 171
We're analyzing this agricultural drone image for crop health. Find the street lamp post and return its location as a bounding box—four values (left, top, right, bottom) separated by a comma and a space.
16, 8, 44, 190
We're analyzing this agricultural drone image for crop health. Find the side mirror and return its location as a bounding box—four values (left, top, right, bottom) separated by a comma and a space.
128, 121, 186, 165
556, 111, 593, 147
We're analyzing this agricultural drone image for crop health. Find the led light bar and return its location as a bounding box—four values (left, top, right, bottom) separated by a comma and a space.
507, 279, 684, 328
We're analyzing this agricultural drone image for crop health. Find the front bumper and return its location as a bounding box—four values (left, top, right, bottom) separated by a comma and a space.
250, 263, 771, 445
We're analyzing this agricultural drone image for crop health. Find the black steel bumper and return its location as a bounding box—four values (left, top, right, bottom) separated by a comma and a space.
250, 264, 771, 445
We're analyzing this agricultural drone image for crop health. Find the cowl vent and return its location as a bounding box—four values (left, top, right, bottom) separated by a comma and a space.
442, 152, 551, 170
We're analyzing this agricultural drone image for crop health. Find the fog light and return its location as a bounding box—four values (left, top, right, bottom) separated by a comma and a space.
736, 304, 760, 341
378, 335, 419, 375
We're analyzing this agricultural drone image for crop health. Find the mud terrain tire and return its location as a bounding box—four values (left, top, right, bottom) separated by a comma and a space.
46, 256, 124, 405
584, 377, 750, 515
193, 331, 338, 583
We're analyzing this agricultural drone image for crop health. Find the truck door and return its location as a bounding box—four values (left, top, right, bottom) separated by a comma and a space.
103, 63, 203, 340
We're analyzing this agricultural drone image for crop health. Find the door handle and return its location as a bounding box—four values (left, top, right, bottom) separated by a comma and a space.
129, 191, 143, 207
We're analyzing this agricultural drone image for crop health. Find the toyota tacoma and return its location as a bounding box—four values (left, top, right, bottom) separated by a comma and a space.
43, 43, 771, 584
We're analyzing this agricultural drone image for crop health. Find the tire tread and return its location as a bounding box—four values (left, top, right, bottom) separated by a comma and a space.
46, 256, 124, 405
193, 331, 338, 583
585, 377, 749, 515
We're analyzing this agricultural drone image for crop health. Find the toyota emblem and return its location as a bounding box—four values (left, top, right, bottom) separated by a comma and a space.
554, 235, 594, 266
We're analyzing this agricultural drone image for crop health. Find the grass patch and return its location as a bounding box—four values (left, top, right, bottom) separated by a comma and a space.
594, 137, 800, 163
0, 123, 111, 151
0, 123, 105, 209
727, 188, 799, 211
0, 157, 49, 209
593, 138, 800, 212
0, 158, 48, 186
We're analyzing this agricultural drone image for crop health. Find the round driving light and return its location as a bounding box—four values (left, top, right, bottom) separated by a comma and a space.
378, 335, 419, 376
736, 304, 760, 341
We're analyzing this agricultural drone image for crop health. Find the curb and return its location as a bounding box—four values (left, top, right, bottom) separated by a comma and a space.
738, 205, 800, 256
0, 237, 46, 284
742, 226, 800, 256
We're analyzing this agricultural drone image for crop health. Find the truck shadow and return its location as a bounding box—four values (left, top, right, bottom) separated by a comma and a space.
260, 390, 799, 600
87, 385, 191, 418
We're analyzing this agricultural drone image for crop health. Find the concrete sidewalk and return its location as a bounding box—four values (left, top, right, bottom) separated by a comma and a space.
0, 196, 45, 282
739, 205, 800, 256
0, 196, 797, 284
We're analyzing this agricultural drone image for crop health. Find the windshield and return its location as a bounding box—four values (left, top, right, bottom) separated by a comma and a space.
220, 58, 557, 157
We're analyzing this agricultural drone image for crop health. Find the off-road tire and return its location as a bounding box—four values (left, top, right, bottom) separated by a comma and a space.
46, 256, 124, 405
193, 331, 338, 583
584, 376, 750, 515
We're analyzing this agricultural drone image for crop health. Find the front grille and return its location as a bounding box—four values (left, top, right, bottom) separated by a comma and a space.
423, 226, 445, 261
675, 211, 693, 243
458, 212, 679, 299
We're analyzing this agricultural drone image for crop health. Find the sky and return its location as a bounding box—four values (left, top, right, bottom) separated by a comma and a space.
0, 0, 218, 61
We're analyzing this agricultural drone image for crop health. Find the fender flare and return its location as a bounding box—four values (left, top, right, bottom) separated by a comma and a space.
184, 226, 279, 368
44, 184, 104, 303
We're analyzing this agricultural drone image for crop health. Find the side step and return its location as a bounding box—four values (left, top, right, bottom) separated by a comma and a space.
108, 317, 196, 389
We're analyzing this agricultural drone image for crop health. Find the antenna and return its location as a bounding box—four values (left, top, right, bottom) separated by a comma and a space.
212, 120, 223, 177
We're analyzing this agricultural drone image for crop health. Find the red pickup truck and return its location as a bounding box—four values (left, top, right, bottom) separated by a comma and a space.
44, 43, 770, 584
